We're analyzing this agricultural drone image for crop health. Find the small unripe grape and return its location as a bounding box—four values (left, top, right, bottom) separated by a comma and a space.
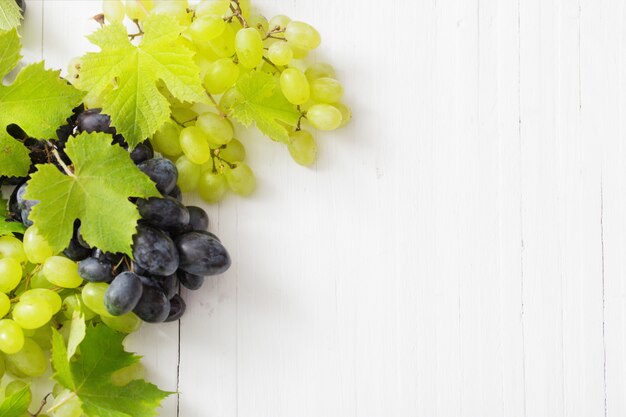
224, 162, 256, 196
152, 121, 183, 157
280, 68, 310, 105
235, 28, 264, 69
188, 15, 226, 43
101, 312, 142, 334
268, 15, 290, 33
310, 77, 344, 104
43, 256, 83, 288
180, 126, 212, 165
198, 171, 228, 203
102, 0, 125, 23
305, 62, 336, 81
23, 225, 54, 264
196, 112, 233, 145
288, 130, 317, 166
176, 155, 202, 192
285, 21, 321, 50
248, 12, 269, 35
0, 319, 24, 354
207, 23, 236, 58
0, 258, 22, 293
0, 236, 27, 264
306, 104, 343, 131
203, 58, 239, 94
219, 139, 246, 162
268, 42, 293, 66
125, 0, 153, 21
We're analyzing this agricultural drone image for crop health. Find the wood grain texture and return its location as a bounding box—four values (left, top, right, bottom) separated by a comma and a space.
18, 0, 624, 416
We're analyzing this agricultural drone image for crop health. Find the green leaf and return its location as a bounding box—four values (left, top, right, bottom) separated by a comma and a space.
0, 131, 30, 178
52, 324, 171, 417
0, 0, 22, 31
79, 13, 205, 148
67, 312, 86, 360
0, 384, 30, 417
0, 219, 25, 236
24, 132, 160, 255
231, 71, 301, 143
0, 28, 21, 76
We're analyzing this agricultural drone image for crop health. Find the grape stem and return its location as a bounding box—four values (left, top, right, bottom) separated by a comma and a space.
262, 56, 282, 72
263, 27, 287, 41
30, 392, 51, 417
206, 93, 228, 118
45, 391, 78, 414
46, 141, 74, 177
229, 0, 249, 28
128, 20, 144, 40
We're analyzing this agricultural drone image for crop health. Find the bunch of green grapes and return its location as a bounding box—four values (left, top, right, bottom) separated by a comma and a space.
99, 0, 351, 204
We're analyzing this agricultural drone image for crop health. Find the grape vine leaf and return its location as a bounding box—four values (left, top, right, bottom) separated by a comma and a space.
0, 384, 30, 417
231, 71, 301, 143
79, 13, 205, 148
0, 219, 25, 236
0, 132, 30, 178
0, 0, 22, 31
24, 132, 160, 256
0, 28, 20, 76
52, 324, 171, 417
67, 312, 86, 360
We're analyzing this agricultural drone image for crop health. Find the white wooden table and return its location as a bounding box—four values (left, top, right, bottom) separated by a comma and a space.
18, 1, 626, 416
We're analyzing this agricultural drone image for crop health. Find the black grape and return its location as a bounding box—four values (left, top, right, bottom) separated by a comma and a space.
63, 238, 91, 261
186, 206, 209, 231
137, 158, 178, 195
104, 272, 144, 316
130, 141, 154, 164
175, 231, 231, 276
133, 280, 170, 323
76, 227, 91, 249
78, 257, 113, 283
137, 197, 190, 232
164, 295, 186, 322
155, 274, 178, 300
76, 109, 114, 134
92, 249, 124, 265
168, 185, 182, 202
132, 224, 179, 276
177, 270, 204, 291
15, 183, 37, 226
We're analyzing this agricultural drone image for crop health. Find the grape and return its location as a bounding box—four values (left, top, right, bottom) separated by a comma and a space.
111, 362, 146, 386
288, 130, 317, 166
62, 294, 96, 321
235, 27, 264, 69
207, 23, 236, 58
105, 272, 144, 316
130, 140, 154, 164
165, 294, 186, 322
305, 62, 336, 81
137, 196, 190, 232
92, 249, 124, 265
306, 104, 342, 131
132, 224, 180, 276
101, 311, 142, 333
63, 236, 91, 262
176, 231, 231, 275
196, 112, 234, 145
0, 319, 24, 354
51, 389, 83, 417
169, 185, 183, 202
21, 289, 62, 314
177, 270, 205, 290
5, 380, 29, 398
175, 156, 202, 192
224, 162, 256, 196
27, 324, 52, 350
156, 273, 178, 299
0, 235, 27, 264
180, 126, 212, 165
268, 42, 293, 66
152, 0, 189, 23
29, 270, 54, 290
133, 281, 170, 323
203, 58, 240, 95
43, 256, 83, 288
23, 226, 54, 264
81, 283, 113, 318
269, 14, 290, 32
310, 77, 344, 104
219, 87, 245, 112
198, 171, 228, 203
151, 122, 183, 157
280, 68, 310, 105
285, 21, 321, 50
195, 0, 230, 16
76, 109, 114, 134
125, 0, 153, 21
78, 257, 113, 283
0, 258, 22, 293
0, 293, 10, 319
334, 102, 352, 127
103, 0, 125, 23
138, 157, 178, 195
5, 338, 47, 376
189, 15, 226, 42
219, 138, 246, 162
187, 206, 209, 231
13, 297, 52, 329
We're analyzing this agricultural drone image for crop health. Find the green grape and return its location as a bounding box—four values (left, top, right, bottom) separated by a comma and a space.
219, 87, 245, 112
269, 14, 290, 32
102, 0, 125, 23
152, 121, 183, 157
235, 27, 264, 69
0, 352, 5, 379
305, 62, 336, 81
203, 58, 240, 95
248, 12, 269, 35
334, 102, 352, 127
180, 126, 212, 165
306, 104, 342, 131
176, 156, 202, 192
152, 0, 190, 24
224, 162, 256, 196
29, 270, 54, 290
0, 236, 27, 264
81, 283, 113, 318
28, 324, 52, 351
111, 362, 145, 386
219, 138, 246, 162
207, 23, 236, 58
188, 15, 226, 43
13, 298, 52, 330
21, 289, 62, 314
101, 312, 142, 334
125, 0, 153, 21
5, 380, 30, 404
198, 171, 228, 203
196, 112, 233, 145
267, 42, 293, 66
285, 21, 321, 50
288, 130, 317, 166
5, 338, 47, 377
310, 77, 344, 104
62, 294, 96, 321
0, 319, 24, 354
0, 258, 22, 293
280, 68, 310, 105
0, 293, 9, 319
195, 0, 230, 16
290, 45, 309, 59
43, 257, 82, 288
50, 389, 82, 417
23, 226, 54, 264
171, 105, 198, 127
238, 0, 251, 17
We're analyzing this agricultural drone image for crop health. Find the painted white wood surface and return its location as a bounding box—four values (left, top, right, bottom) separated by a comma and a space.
16, 0, 626, 416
